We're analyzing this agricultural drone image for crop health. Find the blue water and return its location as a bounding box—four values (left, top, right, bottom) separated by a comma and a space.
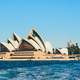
0, 61, 80, 80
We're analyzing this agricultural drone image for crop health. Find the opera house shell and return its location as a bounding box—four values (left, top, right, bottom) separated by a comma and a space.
0, 28, 79, 60
0, 28, 55, 60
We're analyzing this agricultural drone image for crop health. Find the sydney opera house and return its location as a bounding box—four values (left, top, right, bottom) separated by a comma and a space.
0, 28, 80, 60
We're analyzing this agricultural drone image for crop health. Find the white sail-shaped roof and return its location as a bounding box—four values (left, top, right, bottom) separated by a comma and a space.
28, 35, 41, 50
13, 32, 21, 43
28, 38, 41, 50
58, 48, 68, 55
0, 42, 15, 52
19, 38, 37, 51
28, 29, 46, 52
45, 41, 53, 53
23, 38, 38, 49
7, 38, 19, 49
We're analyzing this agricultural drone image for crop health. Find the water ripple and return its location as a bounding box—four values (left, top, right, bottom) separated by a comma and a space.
0, 61, 80, 80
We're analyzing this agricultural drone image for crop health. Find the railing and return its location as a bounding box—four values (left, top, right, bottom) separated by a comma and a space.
0, 52, 6, 54
10, 56, 35, 59
11, 51, 34, 56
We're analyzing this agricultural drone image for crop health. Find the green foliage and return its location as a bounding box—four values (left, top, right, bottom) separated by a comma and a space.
68, 43, 80, 55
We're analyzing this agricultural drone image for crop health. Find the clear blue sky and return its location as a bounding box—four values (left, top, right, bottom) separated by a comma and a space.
0, 0, 80, 48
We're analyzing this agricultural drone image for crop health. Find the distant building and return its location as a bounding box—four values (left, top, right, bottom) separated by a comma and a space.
54, 48, 68, 55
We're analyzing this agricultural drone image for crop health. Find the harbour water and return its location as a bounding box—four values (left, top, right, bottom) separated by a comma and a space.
0, 61, 80, 80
